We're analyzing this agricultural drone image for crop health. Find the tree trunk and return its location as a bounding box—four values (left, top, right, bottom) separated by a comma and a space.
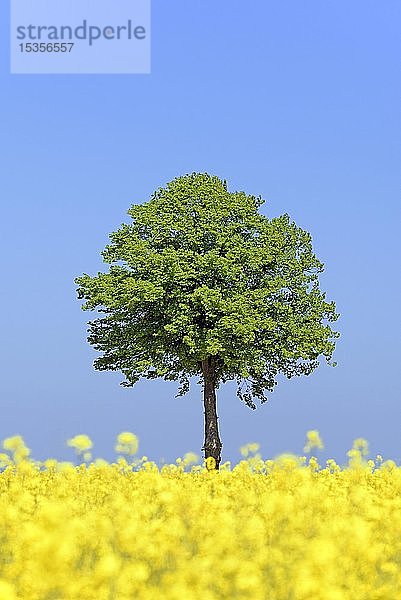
201, 357, 222, 470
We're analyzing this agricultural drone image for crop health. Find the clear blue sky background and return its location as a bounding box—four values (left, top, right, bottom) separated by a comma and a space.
1, 1, 400, 466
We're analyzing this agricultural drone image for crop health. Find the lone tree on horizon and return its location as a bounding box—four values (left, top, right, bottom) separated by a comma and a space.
75, 173, 339, 469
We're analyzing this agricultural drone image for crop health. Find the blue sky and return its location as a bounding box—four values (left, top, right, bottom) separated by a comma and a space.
1, 0, 400, 466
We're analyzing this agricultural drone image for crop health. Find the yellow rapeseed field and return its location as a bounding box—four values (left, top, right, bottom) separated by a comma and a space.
0, 431, 400, 599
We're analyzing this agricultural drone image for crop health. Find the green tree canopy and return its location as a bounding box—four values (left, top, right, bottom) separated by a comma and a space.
76, 173, 339, 467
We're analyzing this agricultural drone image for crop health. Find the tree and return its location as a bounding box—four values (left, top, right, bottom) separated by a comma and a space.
75, 173, 339, 469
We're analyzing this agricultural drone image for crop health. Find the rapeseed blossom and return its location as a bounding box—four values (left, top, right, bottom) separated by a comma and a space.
67, 434, 93, 452
67, 434, 93, 463
2, 435, 31, 464
115, 431, 139, 456
240, 442, 260, 457
303, 429, 324, 452
0, 431, 399, 598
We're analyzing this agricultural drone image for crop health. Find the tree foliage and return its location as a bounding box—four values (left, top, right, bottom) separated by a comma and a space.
76, 173, 339, 409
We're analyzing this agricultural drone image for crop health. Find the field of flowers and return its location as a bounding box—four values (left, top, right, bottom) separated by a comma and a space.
0, 431, 400, 599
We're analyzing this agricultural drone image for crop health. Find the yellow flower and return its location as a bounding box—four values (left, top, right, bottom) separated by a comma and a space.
0, 453, 12, 468
183, 452, 199, 466
303, 430, 324, 453
115, 432, 139, 456
248, 443, 260, 454
352, 437, 369, 456
240, 443, 260, 458
308, 456, 320, 471
117, 432, 136, 445
0, 428, 399, 598
67, 434, 93, 453
205, 456, 216, 470
3, 435, 26, 452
